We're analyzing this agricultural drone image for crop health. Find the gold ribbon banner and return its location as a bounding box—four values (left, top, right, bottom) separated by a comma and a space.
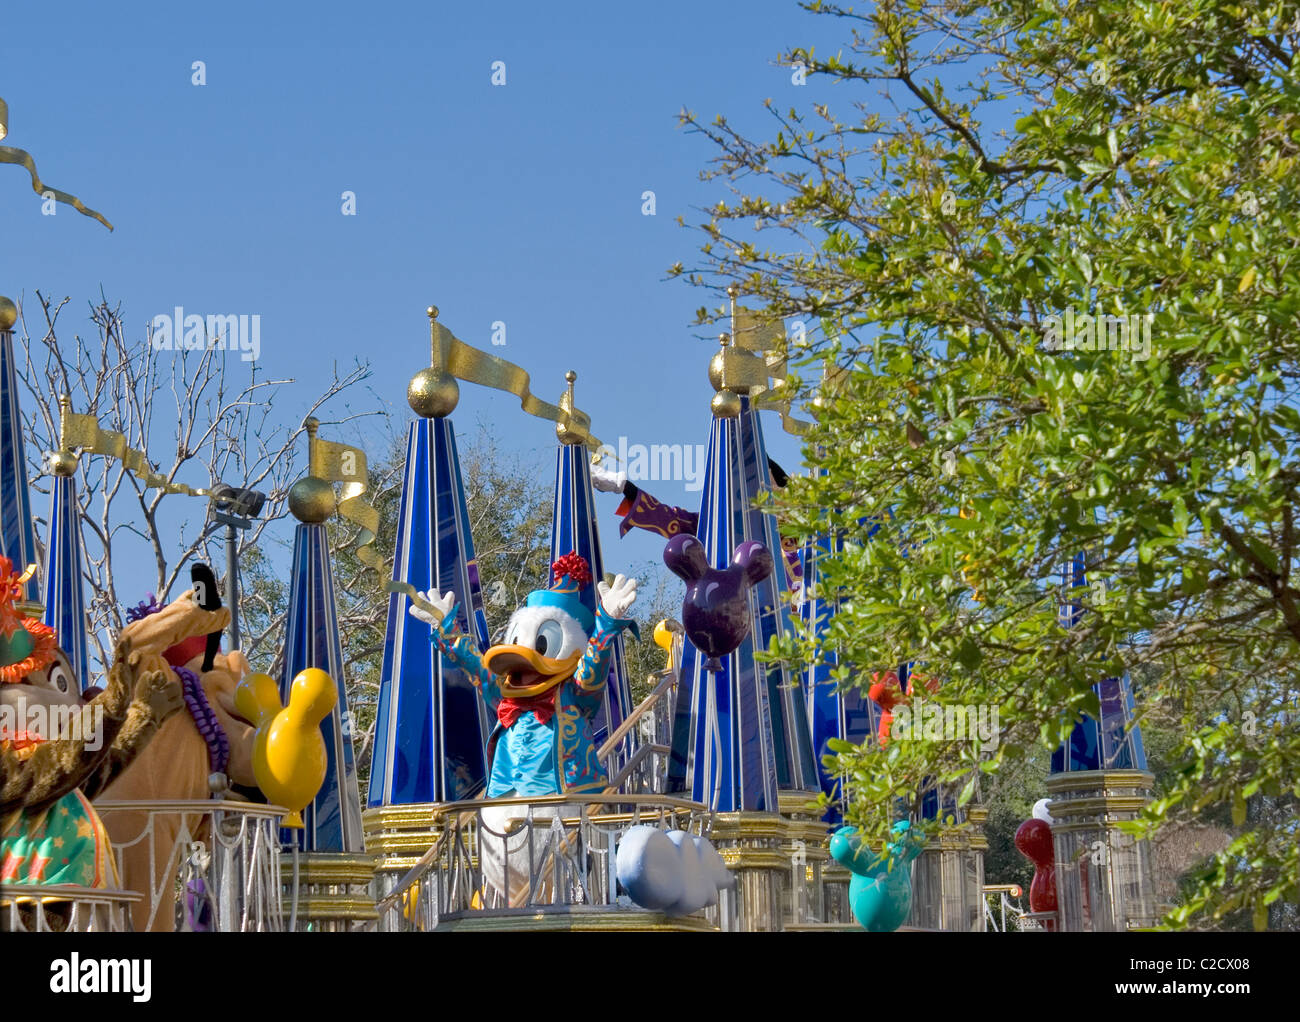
431, 318, 602, 449
309, 426, 443, 622
62, 413, 210, 495
733, 307, 787, 355
728, 307, 814, 435
309, 433, 383, 573
384, 581, 445, 624
1, 146, 113, 231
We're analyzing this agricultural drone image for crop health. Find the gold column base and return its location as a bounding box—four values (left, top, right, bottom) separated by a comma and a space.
280, 852, 379, 931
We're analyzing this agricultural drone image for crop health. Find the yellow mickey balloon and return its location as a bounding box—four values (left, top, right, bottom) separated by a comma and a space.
653, 619, 676, 671
235, 672, 283, 773
249, 668, 336, 829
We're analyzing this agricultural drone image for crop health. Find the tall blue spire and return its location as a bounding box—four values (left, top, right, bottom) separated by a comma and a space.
368, 414, 491, 806
667, 395, 819, 811
549, 373, 635, 758
42, 437, 90, 691
1051, 552, 1146, 773
279, 513, 365, 852
0, 301, 40, 606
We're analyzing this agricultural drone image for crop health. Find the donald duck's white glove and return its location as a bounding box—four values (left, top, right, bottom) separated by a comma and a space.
597, 574, 639, 621
408, 589, 456, 628
590, 463, 627, 494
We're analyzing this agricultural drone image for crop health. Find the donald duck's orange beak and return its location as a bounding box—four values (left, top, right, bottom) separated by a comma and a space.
482, 645, 582, 697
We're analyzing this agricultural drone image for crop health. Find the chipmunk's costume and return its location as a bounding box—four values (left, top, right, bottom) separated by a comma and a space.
0, 559, 183, 889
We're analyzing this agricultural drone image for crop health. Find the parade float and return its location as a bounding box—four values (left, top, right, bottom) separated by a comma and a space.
0, 290, 1157, 933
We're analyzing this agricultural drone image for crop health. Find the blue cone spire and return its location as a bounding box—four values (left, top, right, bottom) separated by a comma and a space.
550, 440, 636, 756
800, 533, 881, 822
667, 396, 819, 811
0, 319, 39, 604
368, 416, 491, 806
42, 469, 90, 691
1051, 552, 1146, 772
280, 522, 365, 851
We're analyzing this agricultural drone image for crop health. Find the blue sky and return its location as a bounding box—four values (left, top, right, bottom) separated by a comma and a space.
2, 0, 841, 608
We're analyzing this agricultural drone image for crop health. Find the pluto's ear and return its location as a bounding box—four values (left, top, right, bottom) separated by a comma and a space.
663, 534, 709, 583
190, 563, 222, 672
732, 540, 774, 586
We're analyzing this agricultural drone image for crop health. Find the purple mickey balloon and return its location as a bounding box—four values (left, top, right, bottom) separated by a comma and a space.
664, 535, 773, 672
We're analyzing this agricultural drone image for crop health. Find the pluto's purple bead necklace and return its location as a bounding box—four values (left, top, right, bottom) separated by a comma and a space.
176, 666, 229, 775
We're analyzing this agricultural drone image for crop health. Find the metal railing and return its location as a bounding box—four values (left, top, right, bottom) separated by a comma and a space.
599, 668, 678, 795
981, 884, 1023, 932
981, 884, 1058, 931
94, 799, 286, 931
369, 794, 711, 931
1, 884, 141, 932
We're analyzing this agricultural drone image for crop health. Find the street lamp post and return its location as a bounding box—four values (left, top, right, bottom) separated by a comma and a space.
209, 484, 266, 651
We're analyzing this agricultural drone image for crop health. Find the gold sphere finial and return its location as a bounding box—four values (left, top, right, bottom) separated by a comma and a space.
565, 369, 577, 384
46, 450, 78, 477
0, 296, 16, 332
711, 389, 742, 418
726, 283, 741, 299
288, 475, 336, 524
408, 367, 459, 418
427, 305, 439, 320
719, 332, 731, 347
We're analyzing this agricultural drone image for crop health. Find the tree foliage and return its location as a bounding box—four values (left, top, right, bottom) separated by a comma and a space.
677, 0, 1300, 929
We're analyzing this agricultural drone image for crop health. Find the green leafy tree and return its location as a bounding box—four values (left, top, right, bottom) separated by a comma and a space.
676, 0, 1300, 929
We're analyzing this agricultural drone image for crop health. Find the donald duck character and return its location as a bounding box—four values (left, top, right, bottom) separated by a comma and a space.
408, 552, 638, 800
409, 553, 638, 907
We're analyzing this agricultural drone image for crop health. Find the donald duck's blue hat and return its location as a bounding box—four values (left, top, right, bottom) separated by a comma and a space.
525, 552, 595, 634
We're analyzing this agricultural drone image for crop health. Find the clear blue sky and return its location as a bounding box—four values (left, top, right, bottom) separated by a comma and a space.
2, 0, 841, 605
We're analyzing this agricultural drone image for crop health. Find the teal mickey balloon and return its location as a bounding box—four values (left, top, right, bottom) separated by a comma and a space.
830, 821, 926, 932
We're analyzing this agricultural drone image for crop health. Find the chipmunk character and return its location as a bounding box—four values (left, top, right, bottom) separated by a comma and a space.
0, 559, 222, 890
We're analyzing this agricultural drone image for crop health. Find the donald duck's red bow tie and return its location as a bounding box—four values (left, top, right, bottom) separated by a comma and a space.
497, 690, 557, 729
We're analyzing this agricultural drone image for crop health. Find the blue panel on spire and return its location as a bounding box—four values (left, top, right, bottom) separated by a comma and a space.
550, 443, 635, 756
280, 523, 365, 852
42, 474, 90, 692
1051, 553, 1146, 773
0, 327, 39, 604
667, 397, 819, 811
801, 534, 881, 823
369, 418, 491, 806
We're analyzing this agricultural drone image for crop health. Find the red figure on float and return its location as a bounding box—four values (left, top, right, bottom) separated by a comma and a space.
1014, 815, 1058, 931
